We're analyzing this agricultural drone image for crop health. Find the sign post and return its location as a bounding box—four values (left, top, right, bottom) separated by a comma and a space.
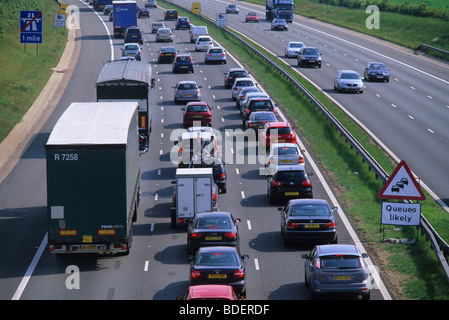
20, 10, 43, 54
377, 161, 425, 238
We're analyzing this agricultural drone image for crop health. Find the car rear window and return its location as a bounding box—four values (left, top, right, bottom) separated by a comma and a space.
267, 127, 291, 135
274, 146, 298, 155
195, 217, 231, 229
230, 71, 247, 78
187, 105, 208, 112
178, 84, 197, 90
249, 100, 272, 109
320, 255, 362, 269
236, 80, 254, 86
197, 252, 238, 266
177, 56, 191, 62
275, 171, 307, 183
291, 204, 331, 216
251, 113, 276, 121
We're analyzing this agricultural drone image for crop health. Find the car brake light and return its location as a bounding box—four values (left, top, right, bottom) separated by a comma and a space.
224, 232, 236, 239
286, 221, 299, 228
302, 179, 311, 187
323, 221, 336, 228
246, 109, 250, 114
316, 257, 321, 269
213, 192, 217, 200
298, 156, 304, 164
359, 257, 366, 268
191, 233, 202, 239
271, 180, 282, 187
220, 173, 226, 181
191, 270, 202, 279
233, 270, 244, 278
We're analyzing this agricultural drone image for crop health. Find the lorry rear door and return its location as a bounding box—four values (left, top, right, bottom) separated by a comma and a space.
196, 177, 212, 213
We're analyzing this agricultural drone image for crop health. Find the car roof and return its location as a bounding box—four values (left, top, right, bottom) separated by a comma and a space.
316, 244, 361, 256
234, 77, 253, 82
266, 121, 290, 128
198, 246, 237, 254
124, 42, 140, 47
188, 285, 234, 300
274, 164, 305, 172
251, 111, 275, 115
340, 70, 359, 74
287, 198, 329, 206
177, 80, 197, 84
195, 211, 231, 218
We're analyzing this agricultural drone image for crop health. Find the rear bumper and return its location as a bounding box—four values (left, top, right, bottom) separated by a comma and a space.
284, 229, 337, 243
48, 242, 129, 255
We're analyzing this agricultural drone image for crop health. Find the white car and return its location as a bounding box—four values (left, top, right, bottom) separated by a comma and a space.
195, 35, 213, 51
231, 77, 257, 101
334, 70, 364, 93
264, 143, 305, 173
284, 41, 305, 58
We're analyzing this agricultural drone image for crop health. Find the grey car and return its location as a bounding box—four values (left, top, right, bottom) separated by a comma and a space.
364, 62, 390, 82
156, 27, 173, 42
204, 46, 227, 64
173, 80, 202, 104
271, 18, 288, 31
302, 244, 371, 300
334, 70, 364, 93
121, 43, 141, 61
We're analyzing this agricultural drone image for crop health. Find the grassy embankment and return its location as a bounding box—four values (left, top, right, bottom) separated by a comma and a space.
159, 0, 449, 299
0, 0, 67, 142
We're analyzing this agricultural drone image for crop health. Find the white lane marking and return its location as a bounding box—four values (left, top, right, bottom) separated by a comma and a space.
144, 261, 149, 272
247, 220, 252, 230
254, 258, 260, 271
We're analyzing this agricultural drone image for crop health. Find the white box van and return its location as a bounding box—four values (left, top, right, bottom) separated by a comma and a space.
190, 26, 208, 43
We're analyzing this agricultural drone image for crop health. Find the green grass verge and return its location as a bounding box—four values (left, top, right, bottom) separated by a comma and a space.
160, 0, 449, 299
0, 0, 67, 141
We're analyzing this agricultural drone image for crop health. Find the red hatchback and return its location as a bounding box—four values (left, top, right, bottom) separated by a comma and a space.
245, 12, 260, 23
182, 102, 212, 128
261, 122, 296, 151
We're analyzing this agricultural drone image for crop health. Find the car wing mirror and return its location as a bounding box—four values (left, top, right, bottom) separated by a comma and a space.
301, 254, 309, 259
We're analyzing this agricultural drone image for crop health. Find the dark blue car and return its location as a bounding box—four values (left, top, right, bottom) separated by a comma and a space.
175, 17, 191, 29
172, 54, 194, 73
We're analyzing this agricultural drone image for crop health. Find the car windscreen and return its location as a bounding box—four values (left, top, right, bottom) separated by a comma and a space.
320, 255, 362, 269
290, 204, 331, 216
302, 49, 319, 55
341, 73, 360, 79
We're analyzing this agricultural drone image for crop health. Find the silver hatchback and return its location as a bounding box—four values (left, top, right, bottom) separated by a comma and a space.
302, 244, 371, 300
156, 27, 173, 42
204, 46, 227, 64
173, 80, 202, 104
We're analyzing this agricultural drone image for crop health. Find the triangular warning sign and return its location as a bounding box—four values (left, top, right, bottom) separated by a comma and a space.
378, 160, 426, 200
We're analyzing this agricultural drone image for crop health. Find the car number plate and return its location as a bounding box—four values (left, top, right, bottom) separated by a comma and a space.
280, 160, 292, 163
165, 53, 172, 56
277, 139, 285, 142
208, 274, 227, 279
333, 275, 351, 280
305, 224, 319, 228
258, 125, 264, 128
205, 236, 222, 240
184, 94, 192, 97
193, 115, 203, 118
285, 192, 299, 196
181, 66, 188, 68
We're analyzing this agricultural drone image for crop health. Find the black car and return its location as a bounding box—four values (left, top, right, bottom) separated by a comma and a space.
271, 18, 288, 31
157, 46, 177, 63
172, 54, 194, 73
298, 47, 322, 68
138, 8, 150, 18
124, 27, 143, 44
223, 68, 249, 89
187, 212, 240, 255
279, 199, 338, 246
212, 162, 227, 193
189, 246, 249, 298
364, 62, 390, 82
267, 165, 313, 204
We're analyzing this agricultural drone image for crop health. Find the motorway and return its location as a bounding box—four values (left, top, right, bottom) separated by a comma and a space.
3, 0, 437, 301
178, 0, 449, 209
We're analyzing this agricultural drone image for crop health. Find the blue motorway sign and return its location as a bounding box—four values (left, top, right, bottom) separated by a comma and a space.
20, 11, 43, 44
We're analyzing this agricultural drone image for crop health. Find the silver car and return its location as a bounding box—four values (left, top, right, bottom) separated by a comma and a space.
231, 77, 257, 101
284, 41, 305, 57
302, 244, 371, 300
204, 46, 227, 64
265, 143, 305, 169
151, 21, 165, 34
121, 43, 141, 61
334, 70, 364, 93
156, 27, 173, 42
173, 80, 202, 104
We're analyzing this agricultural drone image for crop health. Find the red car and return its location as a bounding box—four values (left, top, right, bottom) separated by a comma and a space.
182, 102, 212, 128
261, 122, 297, 151
178, 285, 240, 300
245, 12, 260, 23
